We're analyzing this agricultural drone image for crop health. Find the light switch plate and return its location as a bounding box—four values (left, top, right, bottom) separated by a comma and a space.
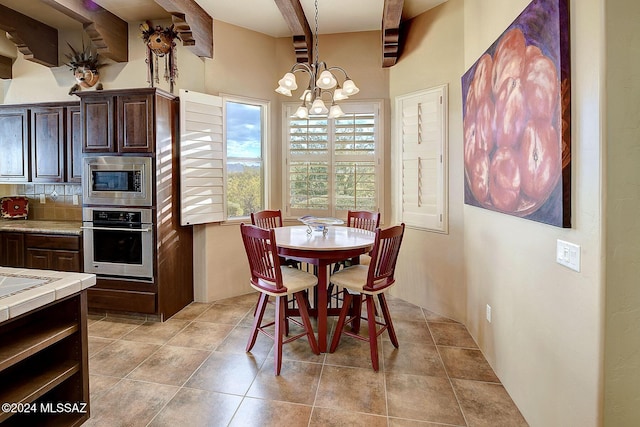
556, 239, 580, 272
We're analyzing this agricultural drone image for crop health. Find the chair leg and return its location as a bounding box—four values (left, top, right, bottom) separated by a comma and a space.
378, 293, 398, 348
274, 296, 285, 375
329, 290, 352, 352
351, 294, 363, 334
247, 293, 268, 352
366, 295, 379, 371
295, 292, 319, 354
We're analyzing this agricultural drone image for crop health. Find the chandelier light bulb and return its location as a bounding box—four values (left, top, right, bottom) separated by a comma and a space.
275, 85, 292, 96
300, 89, 313, 102
316, 70, 337, 90
279, 72, 298, 90
333, 88, 348, 101
328, 104, 345, 119
311, 98, 329, 115
294, 105, 309, 119
342, 79, 360, 95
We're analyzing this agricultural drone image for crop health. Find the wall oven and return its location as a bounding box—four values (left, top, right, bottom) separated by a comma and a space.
83, 156, 153, 206
82, 207, 154, 281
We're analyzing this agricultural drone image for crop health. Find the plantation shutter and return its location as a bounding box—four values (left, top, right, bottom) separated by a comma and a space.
334, 111, 377, 214
397, 85, 448, 232
179, 89, 226, 225
284, 102, 382, 219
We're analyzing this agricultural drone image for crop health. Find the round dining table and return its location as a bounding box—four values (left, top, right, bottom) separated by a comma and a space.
273, 225, 375, 352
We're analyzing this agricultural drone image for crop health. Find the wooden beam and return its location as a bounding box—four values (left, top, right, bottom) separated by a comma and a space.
154, 0, 213, 59
0, 5, 58, 67
382, 0, 404, 67
41, 0, 128, 63
274, 0, 313, 63
0, 55, 12, 79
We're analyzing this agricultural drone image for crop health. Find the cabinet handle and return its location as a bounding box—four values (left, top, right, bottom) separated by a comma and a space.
81, 226, 152, 233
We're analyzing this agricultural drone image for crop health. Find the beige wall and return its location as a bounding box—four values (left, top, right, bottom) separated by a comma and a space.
604, 1, 640, 425
388, 0, 466, 323
462, 0, 604, 426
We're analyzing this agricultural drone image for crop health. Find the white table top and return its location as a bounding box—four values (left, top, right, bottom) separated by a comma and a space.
0, 267, 96, 323
273, 225, 375, 251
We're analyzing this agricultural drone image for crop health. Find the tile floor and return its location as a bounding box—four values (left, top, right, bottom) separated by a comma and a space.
84, 293, 528, 426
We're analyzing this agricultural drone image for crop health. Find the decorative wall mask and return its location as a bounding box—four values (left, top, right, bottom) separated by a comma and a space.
140, 21, 180, 92
65, 43, 104, 95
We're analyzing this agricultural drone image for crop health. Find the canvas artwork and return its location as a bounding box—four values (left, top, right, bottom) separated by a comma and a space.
461, 0, 571, 227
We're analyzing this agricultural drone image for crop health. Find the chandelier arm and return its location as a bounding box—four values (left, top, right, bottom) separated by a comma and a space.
290, 63, 313, 74
325, 66, 351, 80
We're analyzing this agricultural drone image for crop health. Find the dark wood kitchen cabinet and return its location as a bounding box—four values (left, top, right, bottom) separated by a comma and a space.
80, 89, 159, 154
0, 232, 81, 271
0, 232, 24, 267
81, 95, 114, 152
81, 88, 194, 320
30, 106, 65, 183
24, 234, 82, 272
66, 105, 83, 183
0, 102, 81, 183
0, 108, 29, 182
0, 290, 90, 426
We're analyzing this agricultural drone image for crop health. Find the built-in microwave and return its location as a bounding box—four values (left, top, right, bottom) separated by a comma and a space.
83, 156, 153, 206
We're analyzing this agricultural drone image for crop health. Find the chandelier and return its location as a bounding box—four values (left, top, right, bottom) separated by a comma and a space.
275, 0, 359, 119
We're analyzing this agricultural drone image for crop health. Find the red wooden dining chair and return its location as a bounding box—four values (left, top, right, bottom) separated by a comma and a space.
347, 210, 380, 232
250, 209, 284, 229
328, 210, 381, 308
240, 223, 319, 375
329, 223, 405, 371
251, 209, 300, 268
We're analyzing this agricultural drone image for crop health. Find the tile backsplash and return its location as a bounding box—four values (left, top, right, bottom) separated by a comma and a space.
0, 184, 82, 221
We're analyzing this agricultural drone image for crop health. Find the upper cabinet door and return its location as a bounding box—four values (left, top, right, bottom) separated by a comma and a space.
117, 93, 154, 153
82, 96, 114, 153
0, 108, 29, 182
31, 106, 65, 183
66, 105, 82, 183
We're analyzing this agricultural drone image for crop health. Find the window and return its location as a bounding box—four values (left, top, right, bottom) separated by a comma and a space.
224, 97, 268, 219
178, 90, 268, 225
283, 101, 383, 219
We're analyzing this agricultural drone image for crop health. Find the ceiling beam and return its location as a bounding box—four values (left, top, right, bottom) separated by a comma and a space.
382, 0, 404, 67
154, 0, 213, 59
0, 55, 12, 79
274, 0, 313, 63
0, 4, 58, 67
41, 0, 128, 63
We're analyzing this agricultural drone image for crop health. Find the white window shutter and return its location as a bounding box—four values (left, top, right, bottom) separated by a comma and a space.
396, 85, 448, 233
179, 89, 226, 225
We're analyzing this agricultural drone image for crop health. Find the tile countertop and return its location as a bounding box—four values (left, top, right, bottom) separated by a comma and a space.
0, 267, 96, 323
0, 219, 82, 235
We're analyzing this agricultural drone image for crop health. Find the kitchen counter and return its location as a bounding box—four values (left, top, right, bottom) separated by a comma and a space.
0, 267, 95, 323
0, 219, 82, 235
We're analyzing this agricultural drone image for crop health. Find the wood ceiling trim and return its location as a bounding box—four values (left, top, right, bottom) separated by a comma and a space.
382, 0, 404, 67
42, 0, 128, 63
0, 4, 58, 68
154, 0, 214, 59
274, 0, 313, 63
0, 55, 12, 79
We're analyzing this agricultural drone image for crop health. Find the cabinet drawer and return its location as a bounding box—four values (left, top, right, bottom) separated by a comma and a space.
25, 234, 80, 251
87, 288, 156, 314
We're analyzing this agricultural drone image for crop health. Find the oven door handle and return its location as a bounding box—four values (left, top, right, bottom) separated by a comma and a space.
81, 226, 152, 233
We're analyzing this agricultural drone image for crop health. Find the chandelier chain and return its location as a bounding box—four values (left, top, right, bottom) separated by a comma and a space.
314, 0, 319, 65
